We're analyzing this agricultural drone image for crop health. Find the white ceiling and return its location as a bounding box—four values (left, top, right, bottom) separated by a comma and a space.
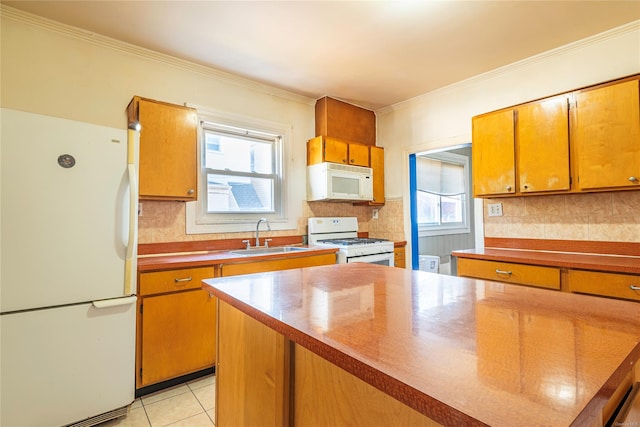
3, 1, 640, 109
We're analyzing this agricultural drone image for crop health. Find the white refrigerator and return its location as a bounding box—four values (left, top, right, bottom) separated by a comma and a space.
1, 108, 139, 426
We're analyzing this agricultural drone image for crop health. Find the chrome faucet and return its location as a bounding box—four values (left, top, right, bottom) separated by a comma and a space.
255, 218, 271, 247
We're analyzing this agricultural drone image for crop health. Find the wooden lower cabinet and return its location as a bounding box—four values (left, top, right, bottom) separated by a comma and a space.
457, 258, 561, 290
567, 269, 640, 302
216, 301, 439, 427
394, 246, 406, 268
136, 267, 217, 389
219, 253, 336, 277
293, 346, 439, 427
456, 257, 640, 303
217, 301, 289, 427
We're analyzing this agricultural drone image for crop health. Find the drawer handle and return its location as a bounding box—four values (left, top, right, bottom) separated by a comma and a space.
174, 277, 193, 283
496, 269, 512, 276
630, 285, 640, 291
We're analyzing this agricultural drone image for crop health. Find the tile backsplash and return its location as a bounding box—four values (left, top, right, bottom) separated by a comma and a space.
138, 191, 639, 246
483, 190, 640, 242
138, 198, 405, 244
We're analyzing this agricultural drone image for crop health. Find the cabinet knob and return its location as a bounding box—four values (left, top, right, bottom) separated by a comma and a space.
506, 185, 512, 192
187, 188, 195, 195
629, 176, 639, 183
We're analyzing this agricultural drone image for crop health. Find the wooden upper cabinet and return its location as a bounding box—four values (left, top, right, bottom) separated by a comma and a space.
315, 97, 376, 146
516, 96, 571, 193
471, 74, 640, 198
369, 146, 385, 205
348, 143, 371, 166
472, 109, 516, 197
573, 78, 640, 191
127, 96, 198, 201
321, 136, 348, 164
307, 136, 370, 167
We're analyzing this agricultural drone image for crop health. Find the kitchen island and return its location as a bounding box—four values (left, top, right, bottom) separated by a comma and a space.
202, 263, 640, 426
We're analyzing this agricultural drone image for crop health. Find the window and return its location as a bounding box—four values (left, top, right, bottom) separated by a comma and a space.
203, 122, 280, 214
186, 111, 292, 234
415, 151, 470, 236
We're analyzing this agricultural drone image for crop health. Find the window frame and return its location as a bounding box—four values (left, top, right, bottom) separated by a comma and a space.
415, 151, 471, 237
186, 109, 293, 234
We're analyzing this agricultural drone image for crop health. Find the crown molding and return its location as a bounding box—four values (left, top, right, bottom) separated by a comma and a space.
0, 4, 315, 107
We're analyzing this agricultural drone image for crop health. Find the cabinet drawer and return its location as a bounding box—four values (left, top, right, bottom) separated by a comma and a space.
568, 270, 640, 302
457, 258, 560, 290
139, 267, 215, 296
220, 253, 336, 277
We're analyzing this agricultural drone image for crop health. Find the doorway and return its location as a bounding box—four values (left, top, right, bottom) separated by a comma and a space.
409, 143, 476, 273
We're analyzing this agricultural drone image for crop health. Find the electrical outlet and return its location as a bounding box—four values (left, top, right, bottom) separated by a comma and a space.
488, 203, 503, 217
372, 208, 379, 219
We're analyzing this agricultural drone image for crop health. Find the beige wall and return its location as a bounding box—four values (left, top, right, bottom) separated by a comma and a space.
1, 7, 385, 245
377, 21, 640, 252
3, 7, 638, 247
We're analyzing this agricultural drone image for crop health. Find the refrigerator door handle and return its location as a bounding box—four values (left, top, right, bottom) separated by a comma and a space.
92, 296, 137, 309
124, 128, 139, 296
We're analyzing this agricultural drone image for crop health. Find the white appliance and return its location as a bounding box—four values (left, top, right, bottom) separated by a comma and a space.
308, 217, 394, 265
307, 162, 373, 202
1, 108, 139, 427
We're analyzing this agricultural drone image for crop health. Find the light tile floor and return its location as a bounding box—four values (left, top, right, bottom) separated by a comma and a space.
101, 375, 215, 427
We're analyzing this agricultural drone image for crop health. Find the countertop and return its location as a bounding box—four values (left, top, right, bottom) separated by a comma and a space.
452, 247, 640, 275
137, 246, 338, 272
203, 263, 640, 426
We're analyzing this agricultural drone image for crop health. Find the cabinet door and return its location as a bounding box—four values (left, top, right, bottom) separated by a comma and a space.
393, 247, 405, 268
517, 96, 570, 193
217, 301, 289, 427
370, 146, 385, 204
472, 109, 516, 196
574, 79, 640, 190
323, 138, 349, 164
137, 98, 198, 200
348, 143, 370, 166
139, 290, 216, 387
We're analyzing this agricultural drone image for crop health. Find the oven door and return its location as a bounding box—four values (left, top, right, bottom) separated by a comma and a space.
345, 252, 394, 266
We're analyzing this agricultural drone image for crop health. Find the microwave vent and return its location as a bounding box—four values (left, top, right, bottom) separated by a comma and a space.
325, 162, 372, 174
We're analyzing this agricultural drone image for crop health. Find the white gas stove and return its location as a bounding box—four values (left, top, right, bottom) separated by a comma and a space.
308, 217, 395, 266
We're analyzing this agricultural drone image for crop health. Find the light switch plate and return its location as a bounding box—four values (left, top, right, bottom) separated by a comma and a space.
488, 203, 503, 217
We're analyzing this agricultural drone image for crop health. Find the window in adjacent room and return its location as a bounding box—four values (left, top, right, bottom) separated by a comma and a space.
415, 151, 470, 236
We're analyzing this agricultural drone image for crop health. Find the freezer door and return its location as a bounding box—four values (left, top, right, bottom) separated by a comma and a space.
0, 299, 136, 426
1, 109, 131, 312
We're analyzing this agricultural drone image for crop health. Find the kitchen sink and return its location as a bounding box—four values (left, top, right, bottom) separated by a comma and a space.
230, 246, 311, 256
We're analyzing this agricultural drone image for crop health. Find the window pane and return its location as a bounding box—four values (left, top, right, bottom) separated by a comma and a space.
417, 191, 439, 225
207, 173, 274, 213
205, 130, 273, 174
441, 195, 463, 223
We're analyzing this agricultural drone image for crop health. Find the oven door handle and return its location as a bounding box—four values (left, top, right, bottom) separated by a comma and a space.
345, 252, 394, 266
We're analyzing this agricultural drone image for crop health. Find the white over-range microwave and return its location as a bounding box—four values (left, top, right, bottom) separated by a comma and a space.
306, 162, 373, 202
